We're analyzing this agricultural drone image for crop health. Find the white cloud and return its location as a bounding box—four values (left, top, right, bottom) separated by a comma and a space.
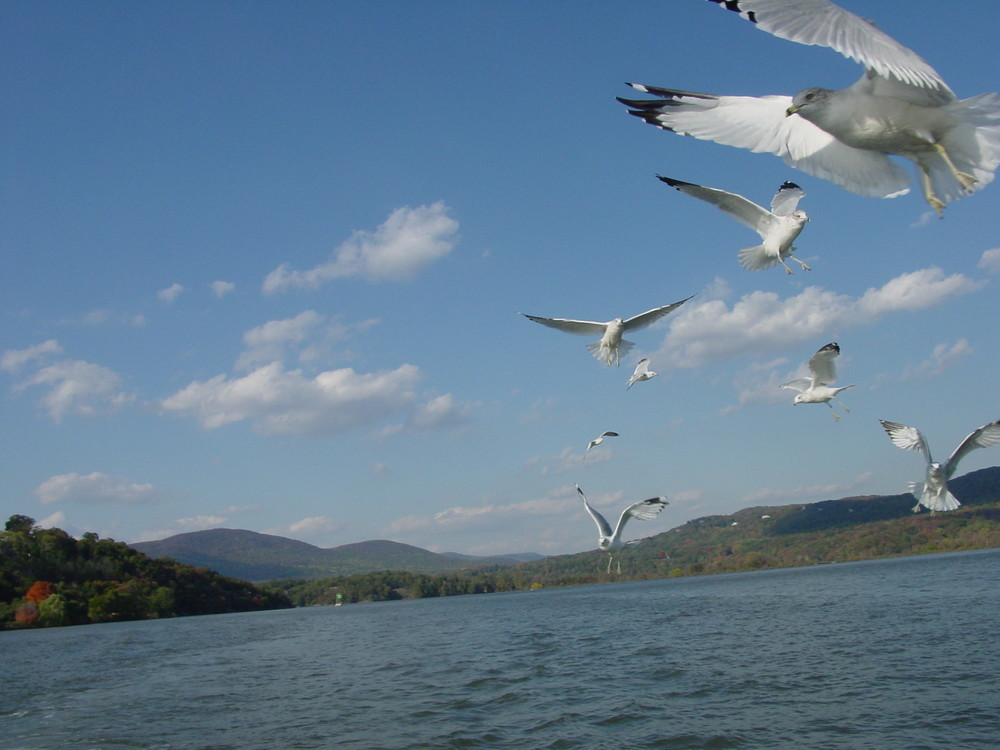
904, 339, 972, 379
658, 267, 982, 369
262, 202, 459, 292
527, 445, 613, 476
266, 516, 343, 543
740, 472, 875, 505
236, 310, 326, 371
1, 340, 63, 372
159, 360, 424, 436
211, 280, 236, 297
37, 511, 68, 530
35, 472, 163, 506
158, 283, 184, 302
978, 247, 1000, 274
379, 393, 478, 436
16, 359, 133, 422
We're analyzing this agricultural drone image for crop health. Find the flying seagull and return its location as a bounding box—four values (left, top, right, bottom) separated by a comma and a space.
519, 296, 692, 366
586, 431, 619, 453
657, 176, 810, 274
780, 342, 853, 420
618, 0, 1000, 214
576, 484, 668, 573
879, 419, 1000, 513
627, 358, 657, 389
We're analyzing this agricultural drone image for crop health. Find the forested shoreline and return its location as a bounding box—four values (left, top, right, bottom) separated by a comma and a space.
0, 515, 292, 630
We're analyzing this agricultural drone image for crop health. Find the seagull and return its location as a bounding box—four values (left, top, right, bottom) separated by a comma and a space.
657, 176, 810, 274
586, 431, 619, 453
627, 358, 657, 389
618, 0, 1000, 214
519, 296, 692, 366
576, 484, 668, 573
879, 419, 1000, 513
780, 342, 853, 420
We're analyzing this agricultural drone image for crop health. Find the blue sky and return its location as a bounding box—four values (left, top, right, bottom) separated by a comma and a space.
4, 0, 1000, 557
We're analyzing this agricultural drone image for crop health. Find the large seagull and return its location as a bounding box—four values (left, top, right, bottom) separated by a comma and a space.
618, 0, 1000, 214
520, 296, 692, 366
879, 419, 1000, 513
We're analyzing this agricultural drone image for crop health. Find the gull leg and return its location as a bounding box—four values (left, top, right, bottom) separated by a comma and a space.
606, 555, 613, 574
827, 402, 840, 422
779, 257, 794, 274
834, 397, 850, 413
790, 253, 811, 271
934, 142, 977, 191
616, 559, 622, 575
917, 159, 946, 216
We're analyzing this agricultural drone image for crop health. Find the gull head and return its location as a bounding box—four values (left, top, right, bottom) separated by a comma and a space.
786, 87, 833, 117
791, 209, 810, 225
792, 394, 804, 405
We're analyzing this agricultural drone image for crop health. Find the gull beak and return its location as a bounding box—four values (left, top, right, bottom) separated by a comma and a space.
785, 104, 799, 117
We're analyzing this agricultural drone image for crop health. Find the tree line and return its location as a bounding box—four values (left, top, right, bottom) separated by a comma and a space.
0, 515, 292, 629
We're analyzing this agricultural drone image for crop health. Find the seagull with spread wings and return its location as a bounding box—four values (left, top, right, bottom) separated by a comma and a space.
520, 296, 692, 366
658, 176, 810, 273
576, 484, 668, 574
618, 0, 1000, 214
586, 431, 619, 453
879, 419, 1000, 513
627, 358, 657, 389
780, 342, 853, 420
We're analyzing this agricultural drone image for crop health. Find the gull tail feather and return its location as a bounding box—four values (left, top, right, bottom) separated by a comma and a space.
921, 488, 961, 513
587, 338, 634, 365
737, 245, 777, 271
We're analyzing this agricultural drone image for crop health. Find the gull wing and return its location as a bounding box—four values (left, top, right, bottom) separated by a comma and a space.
619, 85, 912, 198
520, 313, 606, 336
779, 378, 811, 393
622, 296, 693, 332
657, 175, 773, 236
612, 497, 669, 541
707, 0, 952, 97
770, 182, 805, 217
807, 342, 840, 385
576, 485, 613, 538
880, 420, 932, 462
944, 419, 1000, 477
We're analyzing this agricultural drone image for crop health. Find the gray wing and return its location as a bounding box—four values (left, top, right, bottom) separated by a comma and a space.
944, 419, 1000, 477
577, 485, 613, 538
520, 313, 607, 336
612, 497, 669, 538
622, 296, 693, 332
770, 182, 805, 217
807, 342, 840, 384
708, 0, 952, 98
657, 175, 774, 235
880, 420, 932, 463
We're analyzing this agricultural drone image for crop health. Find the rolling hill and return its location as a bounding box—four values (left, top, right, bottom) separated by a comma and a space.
131, 530, 539, 581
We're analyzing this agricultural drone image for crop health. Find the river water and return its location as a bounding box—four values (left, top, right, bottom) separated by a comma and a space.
3, 549, 999, 749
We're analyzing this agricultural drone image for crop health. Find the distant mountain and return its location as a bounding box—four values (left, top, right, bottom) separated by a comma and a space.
131, 529, 540, 581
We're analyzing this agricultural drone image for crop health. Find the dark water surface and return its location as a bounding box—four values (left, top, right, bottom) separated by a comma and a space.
3, 549, 999, 749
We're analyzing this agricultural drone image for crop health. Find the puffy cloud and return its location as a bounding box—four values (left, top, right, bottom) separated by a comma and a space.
1, 340, 63, 372
35, 472, 163, 506
263, 202, 458, 292
266, 516, 344, 543
978, 247, 1000, 274
159, 361, 424, 436
16, 359, 133, 422
658, 268, 982, 369
211, 280, 236, 297
158, 283, 184, 302
236, 310, 326, 371
379, 393, 478, 436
